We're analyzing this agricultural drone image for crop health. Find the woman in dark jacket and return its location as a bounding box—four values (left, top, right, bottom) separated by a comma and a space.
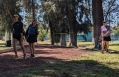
12, 14, 26, 60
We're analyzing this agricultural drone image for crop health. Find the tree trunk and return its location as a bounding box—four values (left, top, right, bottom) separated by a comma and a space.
66, 1, 75, 47
60, 34, 66, 46
5, 31, 8, 42
72, 14, 77, 47
92, 0, 103, 48
11, 32, 13, 44
49, 21, 54, 45
4, 2, 13, 21
32, 0, 35, 20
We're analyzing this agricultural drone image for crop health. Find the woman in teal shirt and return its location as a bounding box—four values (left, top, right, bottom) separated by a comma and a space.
26, 20, 38, 58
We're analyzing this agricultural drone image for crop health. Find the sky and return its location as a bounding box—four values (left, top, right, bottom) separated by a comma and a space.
19, 0, 119, 28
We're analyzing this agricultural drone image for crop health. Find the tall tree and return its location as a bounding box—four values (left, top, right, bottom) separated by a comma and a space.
92, 0, 103, 47
0, 0, 21, 40
22, 0, 38, 21
40, 0, 91, 47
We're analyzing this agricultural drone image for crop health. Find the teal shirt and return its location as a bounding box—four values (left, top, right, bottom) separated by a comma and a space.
28, 25, 38, 35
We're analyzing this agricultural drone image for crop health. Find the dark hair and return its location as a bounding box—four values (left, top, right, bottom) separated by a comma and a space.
18, 18, 21, 21
31, 19, 37, 26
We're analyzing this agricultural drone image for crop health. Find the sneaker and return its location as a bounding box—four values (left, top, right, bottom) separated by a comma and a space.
23, 54, 26, 59
14, 55, 19, 60
31, 54, 35, 58
106, 49, 109, 52
100, 50, 104, 54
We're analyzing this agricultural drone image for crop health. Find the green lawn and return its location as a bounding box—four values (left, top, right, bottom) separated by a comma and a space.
0, 40, 12, 50
0, 40, 5, 43
15, 52, 119, 77
0, 40, 15, 50
1, 40, 119, 51
0, 45, 12, 50
77, 41, 119, 51
0, 40, 119, 77
15, 41, 119, 77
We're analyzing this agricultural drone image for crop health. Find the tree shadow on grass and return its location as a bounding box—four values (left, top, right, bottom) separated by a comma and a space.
34, 44, 74, 49
13, 60, 119, 77
0, 54, 63, 76
0, 44, 119, 77
0, 53, 119, 77
35, 50, 63, 54
109, 44, 119, 46
0, 43, 5, 45
108, 50, 119, 54
82, 47, 119, 54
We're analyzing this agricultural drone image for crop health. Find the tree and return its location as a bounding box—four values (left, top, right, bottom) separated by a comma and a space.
40, 0, 91, 47
0, 0, 21, 41
38, 23, 48, 41
21, 0, 39, 21
92, 0, 103, 48
112, 26, 119, 35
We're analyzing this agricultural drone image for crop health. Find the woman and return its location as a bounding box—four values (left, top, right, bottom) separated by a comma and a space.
12, 14, 26, 60
26, 20, 38, 58
100, 21, 111, 54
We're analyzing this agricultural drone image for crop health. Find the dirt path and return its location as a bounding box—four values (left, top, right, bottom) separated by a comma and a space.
0, 44, 92, 77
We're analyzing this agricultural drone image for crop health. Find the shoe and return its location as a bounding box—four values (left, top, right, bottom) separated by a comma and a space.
106, 49, 109, 52
100, 50, 104, 54
23, 54, 26, 59
31, 54, 35, 58
14, 55, 19, 60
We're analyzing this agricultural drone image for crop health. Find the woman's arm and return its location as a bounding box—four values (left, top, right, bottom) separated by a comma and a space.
104, 26, 111, 37
104, 30, 110, 36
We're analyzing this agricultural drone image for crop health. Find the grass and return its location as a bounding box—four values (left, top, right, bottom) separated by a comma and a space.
15, 41, 119, 77
0, 40, 12, 50
0, 40, 20, 50
15, 52, 119, 77
0, 45, 12, 50
0, 40, 5, 44
77, 41, 119, 51
1, 40, 119, 51
38, 40, 51, 44
0, 40, 119, 77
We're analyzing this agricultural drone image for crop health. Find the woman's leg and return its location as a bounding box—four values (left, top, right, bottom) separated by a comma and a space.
32, 43, 35, 55
29, 43, 33, 54
101, 40, 105, 53
13, 38, 18, 56
30, 43, 35, 58
19, 40, 26, 55
105, 41, 109, 52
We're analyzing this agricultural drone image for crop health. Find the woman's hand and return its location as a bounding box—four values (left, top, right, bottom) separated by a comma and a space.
99, 35, 102, 39
104, 34, 107, 37
20, 33, 24, 42
104, 30, 110, 37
